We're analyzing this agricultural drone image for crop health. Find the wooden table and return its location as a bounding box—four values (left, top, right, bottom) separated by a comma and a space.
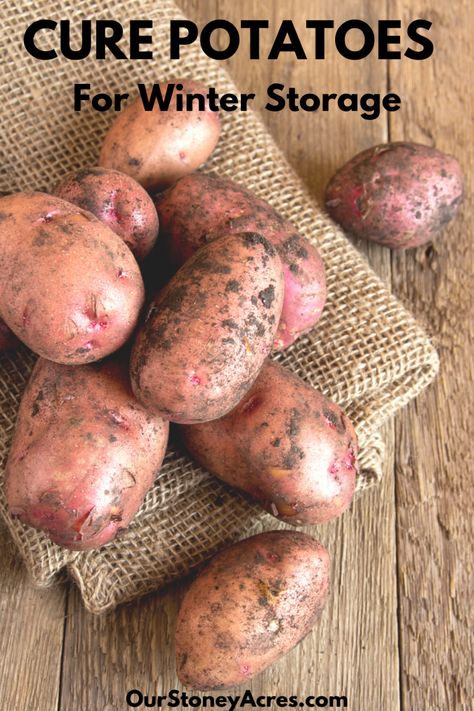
1, 2, 472, 709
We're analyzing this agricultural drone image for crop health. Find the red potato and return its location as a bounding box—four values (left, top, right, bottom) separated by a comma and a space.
54, 167, 159, 262
176, 531, 330, 690
5, 356, 169, 550
325, 142, 464, 248
181, 360, 358, 524
0, 192, 144, 364
0, 192, 19, 352
155, 172, 326, 350
99, 80, 221, 191
130, 232, 284, 424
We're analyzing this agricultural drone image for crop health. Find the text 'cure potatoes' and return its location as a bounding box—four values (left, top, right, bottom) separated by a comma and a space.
156, 172, 327, 349
130, 232, 284, 423
0, 192, 144, 364
5, 357, 169, 550
181, 360, 358, 524
176, 531, 330, 690
99, 80, 221, 191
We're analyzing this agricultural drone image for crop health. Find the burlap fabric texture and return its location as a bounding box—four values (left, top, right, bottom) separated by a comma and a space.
0, 0, 439, 613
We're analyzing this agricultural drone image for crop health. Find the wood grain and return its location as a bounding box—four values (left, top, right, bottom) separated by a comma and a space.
0, 521, 66, 710
389, 2, 474, 708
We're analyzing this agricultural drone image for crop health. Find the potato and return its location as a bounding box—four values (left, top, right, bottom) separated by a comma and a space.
156, 172, 326, 350
5, 356, 168, 550
130, 232, 284, 423
0, 318, 19, 351
54, 167, 159, 261
181, 360, 358, 524
0, 192, 19, 352
325, 142, 464, 248
0, 192, 144, 364
176, 530, 330, 690
99, 80, 221, 191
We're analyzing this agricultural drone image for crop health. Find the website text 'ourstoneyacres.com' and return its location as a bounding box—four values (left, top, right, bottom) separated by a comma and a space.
126, 689, 348, 709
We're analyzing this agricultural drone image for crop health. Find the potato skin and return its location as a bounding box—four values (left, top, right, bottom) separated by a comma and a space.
5, 356, 169, 550
130, 232, 284, 423
99, 81, 220, 191
181, 360, 357, 524
325, 142, 464, 248
0, 192, 144, 364
156, 173, 326, 349
176, 530, 330, 690
54, 167, 159, 262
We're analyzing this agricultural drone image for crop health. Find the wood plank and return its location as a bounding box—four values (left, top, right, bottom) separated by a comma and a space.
59, 2, 400, 709
0, 520, 66, 711
389, 1, 474, 708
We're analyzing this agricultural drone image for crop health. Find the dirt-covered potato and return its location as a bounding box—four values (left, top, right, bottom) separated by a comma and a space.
325, 142, 464, 248
0, 192, 144, 364
99, 80, 220, 191
156, 173, 326, 349
176, 530, 330, 690
181, 360, 358, 524
5, 356, 169, 550
54, 167, 159, 262
130, 232, 284, 423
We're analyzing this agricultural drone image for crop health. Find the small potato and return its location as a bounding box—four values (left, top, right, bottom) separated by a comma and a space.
176, 530, 330, 690
130, 232, 284, 423
54, 167, 159, 261
156, 172, 326, 349
0, 192, 144, 364
5, 356, 169, 550
181, 360, 358, 524
325, 142, 464, 248
0, 318, 19, 352
99, 80, 221, 191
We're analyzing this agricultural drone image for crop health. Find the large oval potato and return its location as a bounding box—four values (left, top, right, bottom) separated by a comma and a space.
181, 360, 358, 524
99, 80, 220, 191
176, 530, 330, 690
155, 172, 326, 349
325, 142, 464, 248
54, 167, 159, 261
130, 232, 284, 423
5, 356, 169, 550
0, 192, 144, 364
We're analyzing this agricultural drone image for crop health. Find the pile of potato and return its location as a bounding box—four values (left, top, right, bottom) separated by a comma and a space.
0, 80, 463, 689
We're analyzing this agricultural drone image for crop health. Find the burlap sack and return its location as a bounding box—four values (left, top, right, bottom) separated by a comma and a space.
0, 0, 439, 613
